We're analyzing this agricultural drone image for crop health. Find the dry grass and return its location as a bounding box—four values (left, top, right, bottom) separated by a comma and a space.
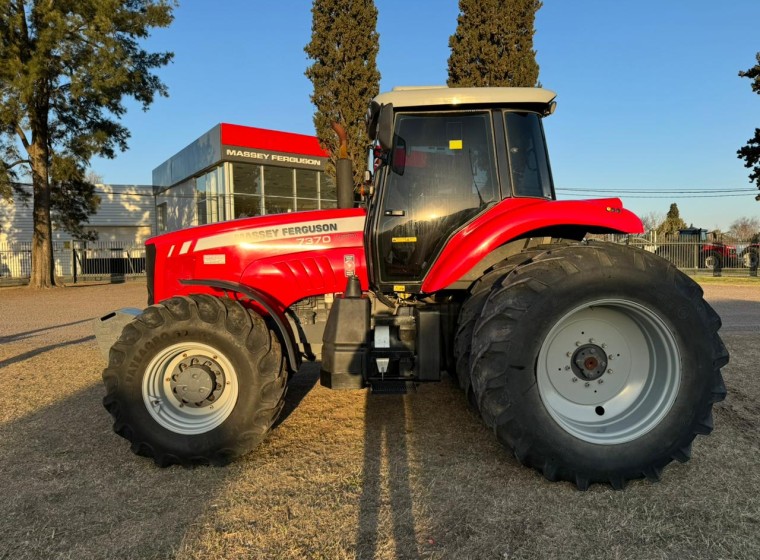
0, 283, 759, 560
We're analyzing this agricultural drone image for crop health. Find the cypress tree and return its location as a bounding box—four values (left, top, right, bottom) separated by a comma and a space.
305, 0, 380, 186
657, 203, 688, 237
737, 52, 760, 197
448, 0, 542, 87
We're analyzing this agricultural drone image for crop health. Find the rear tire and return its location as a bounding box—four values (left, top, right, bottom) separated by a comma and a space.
453, 243, 566, 398
470, 242, 728, 489
742, 249, 758, 268
102, 295, 287, 466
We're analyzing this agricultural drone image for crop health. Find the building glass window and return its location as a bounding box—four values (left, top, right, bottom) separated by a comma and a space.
232, 163, 263, 217
157, 202, 168, 233
320, 173, 337, 207
264, 196, 294, 215
228, 162, 335, 218
263, 166, 294, 201
195, 176, 207, 225
195, 165, 226, 224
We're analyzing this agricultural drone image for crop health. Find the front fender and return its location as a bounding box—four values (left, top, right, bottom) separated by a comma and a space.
421, 197, 643, 293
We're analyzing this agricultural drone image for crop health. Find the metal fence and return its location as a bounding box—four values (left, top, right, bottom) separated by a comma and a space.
590, 233, 759, 276
1, 234, 757, 285
0, 241, 147, 284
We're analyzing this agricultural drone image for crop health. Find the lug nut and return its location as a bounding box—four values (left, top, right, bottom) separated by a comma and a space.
589, 338, 594, 343
572, 377, 578, 383
584, 382, 590, 387
598, 379, 604, 384
608, 369, 614, 374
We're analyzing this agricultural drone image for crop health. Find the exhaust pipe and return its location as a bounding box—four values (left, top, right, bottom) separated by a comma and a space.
331, 122, 354, 209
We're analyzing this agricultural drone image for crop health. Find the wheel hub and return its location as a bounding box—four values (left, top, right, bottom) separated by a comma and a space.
571, 344, 608, 381
170, 357, 225, 408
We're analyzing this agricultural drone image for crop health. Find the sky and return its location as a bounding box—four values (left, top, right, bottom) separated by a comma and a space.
90, 0, 760, 232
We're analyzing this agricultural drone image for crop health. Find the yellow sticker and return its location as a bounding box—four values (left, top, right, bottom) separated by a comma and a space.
391, 236, 417, 243
449, 139, 463, 150
393, 285, 406, 292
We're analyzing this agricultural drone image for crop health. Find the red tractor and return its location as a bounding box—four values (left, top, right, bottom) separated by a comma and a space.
96, 87, 727, 489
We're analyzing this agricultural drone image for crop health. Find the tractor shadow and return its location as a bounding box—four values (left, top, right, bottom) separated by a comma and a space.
356, 391, 420, 559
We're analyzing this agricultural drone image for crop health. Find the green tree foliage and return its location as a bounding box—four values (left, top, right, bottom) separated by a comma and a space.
0, 0, 174, 287
305, 0, 380, 187
737, 52, 760, 195
448, 0, 542, 87
656, 203, 687, 236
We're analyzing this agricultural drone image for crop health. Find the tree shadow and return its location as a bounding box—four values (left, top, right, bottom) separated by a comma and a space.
0, 335, 95, 368
0, 383, 237, 560
0, 318, 93, 344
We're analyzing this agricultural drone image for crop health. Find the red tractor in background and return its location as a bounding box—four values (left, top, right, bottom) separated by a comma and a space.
96, 87, 728, 489
656, 227, 738, 270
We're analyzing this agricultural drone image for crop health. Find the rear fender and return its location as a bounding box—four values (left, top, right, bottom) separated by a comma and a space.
421, 198, 643, 293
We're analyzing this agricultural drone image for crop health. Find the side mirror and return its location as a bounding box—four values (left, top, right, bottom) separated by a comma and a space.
377, 103, 394, 151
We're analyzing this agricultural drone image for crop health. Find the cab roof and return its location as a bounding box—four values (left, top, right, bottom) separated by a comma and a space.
372, 86, 557, 112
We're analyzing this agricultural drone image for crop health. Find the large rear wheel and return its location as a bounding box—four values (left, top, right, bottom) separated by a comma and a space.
102, 295, 287, 466
470, 241, 728, 489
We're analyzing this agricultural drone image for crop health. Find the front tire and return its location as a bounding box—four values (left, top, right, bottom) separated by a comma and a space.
102, 295, 287, 466
703, 251, 721, 270
470, 242, 728, 489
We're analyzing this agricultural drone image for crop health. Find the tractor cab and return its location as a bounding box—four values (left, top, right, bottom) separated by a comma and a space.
365, 87, 557, 292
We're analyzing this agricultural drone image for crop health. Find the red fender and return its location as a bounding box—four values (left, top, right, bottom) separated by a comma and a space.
421, 197, 644, 293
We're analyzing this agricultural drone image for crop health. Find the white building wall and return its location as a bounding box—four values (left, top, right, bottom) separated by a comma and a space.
0, 183, 155, 245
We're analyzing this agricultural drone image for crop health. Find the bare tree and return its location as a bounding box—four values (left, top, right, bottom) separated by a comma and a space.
639, 211, 664, 233
729, 216, 760, 241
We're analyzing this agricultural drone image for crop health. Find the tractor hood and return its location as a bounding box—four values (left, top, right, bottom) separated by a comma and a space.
146, 208, 368, 307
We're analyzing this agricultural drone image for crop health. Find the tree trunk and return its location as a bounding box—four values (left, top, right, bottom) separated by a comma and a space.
28, 140, 55, 288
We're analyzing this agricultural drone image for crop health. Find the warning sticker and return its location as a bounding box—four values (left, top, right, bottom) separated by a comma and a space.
391, 237, 417, 243
203, 254, 226, 265
449, 139, 463, 150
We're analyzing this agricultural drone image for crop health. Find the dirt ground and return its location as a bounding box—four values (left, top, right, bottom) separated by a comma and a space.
0, 280, 758, 560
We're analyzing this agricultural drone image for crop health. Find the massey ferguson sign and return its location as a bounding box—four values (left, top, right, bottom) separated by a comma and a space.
220, 123, 328, 171
222, 146, 326, 170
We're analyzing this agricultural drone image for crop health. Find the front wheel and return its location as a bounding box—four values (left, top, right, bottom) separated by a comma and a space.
102, 295, 287, 466
469, 242, 728, 489
703, 251, 722, 270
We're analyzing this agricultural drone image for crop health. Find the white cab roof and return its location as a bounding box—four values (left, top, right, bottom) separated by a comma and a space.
373, 86, 557, 109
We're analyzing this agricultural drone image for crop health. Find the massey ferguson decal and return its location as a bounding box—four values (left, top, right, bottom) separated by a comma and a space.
192, 216, 366, 254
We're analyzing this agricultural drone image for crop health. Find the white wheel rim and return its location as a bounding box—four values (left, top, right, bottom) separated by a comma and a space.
142, 342, 239, 435
536, 299, 681, 445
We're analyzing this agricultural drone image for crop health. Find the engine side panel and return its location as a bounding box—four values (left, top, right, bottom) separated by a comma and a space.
148, 208, 368, 308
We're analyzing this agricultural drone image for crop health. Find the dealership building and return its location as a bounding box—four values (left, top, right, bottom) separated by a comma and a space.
153, 123, 336, 233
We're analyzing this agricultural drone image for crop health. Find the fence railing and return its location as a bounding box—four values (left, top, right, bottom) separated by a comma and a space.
1, 235, 757, 284
0, 241, 147, 284
590, 233, 759, 275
